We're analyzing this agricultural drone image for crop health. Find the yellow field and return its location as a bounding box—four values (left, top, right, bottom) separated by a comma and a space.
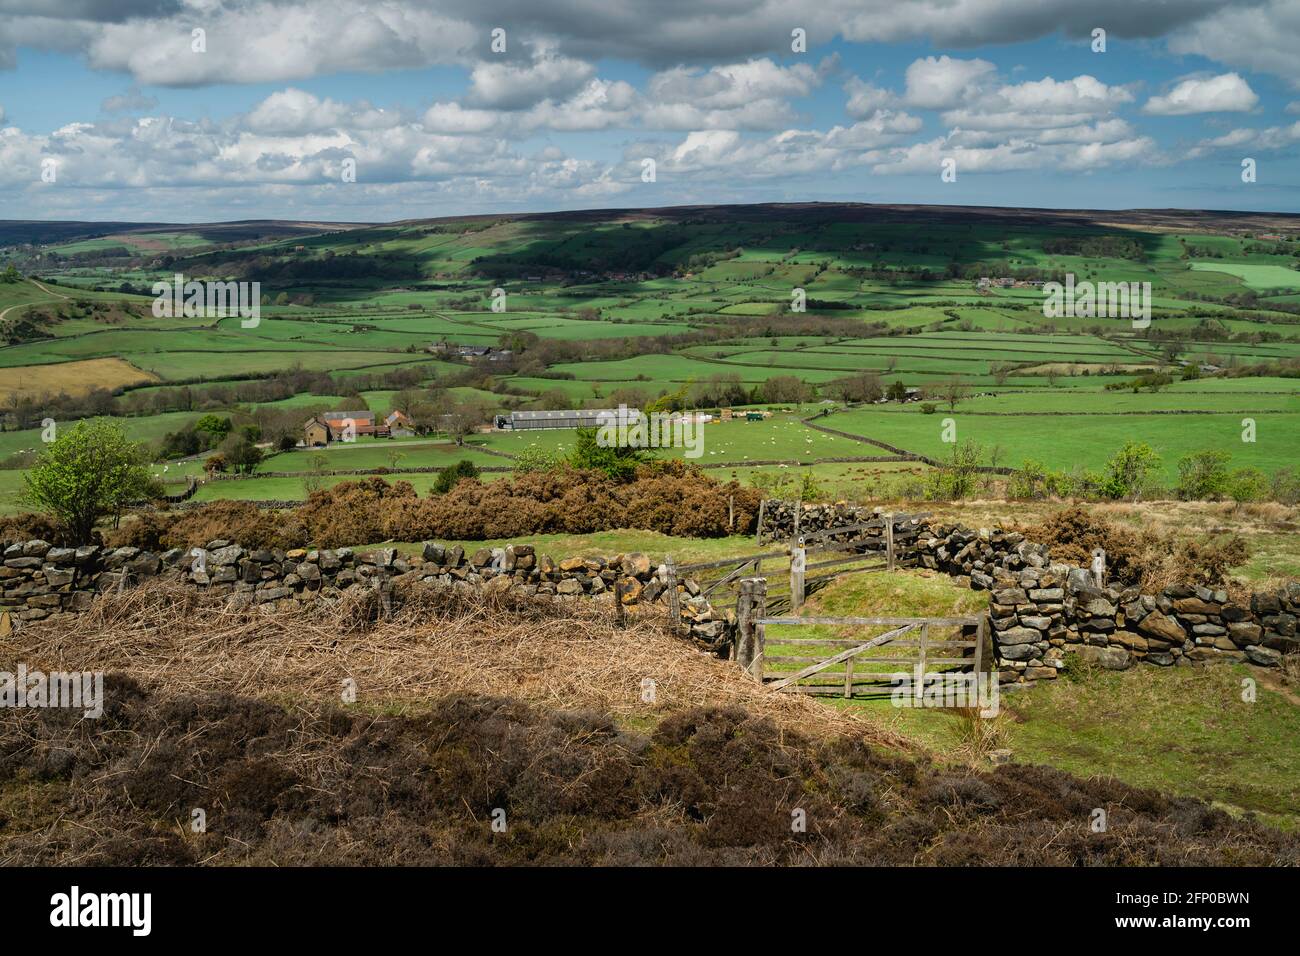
0, 358, 158, 401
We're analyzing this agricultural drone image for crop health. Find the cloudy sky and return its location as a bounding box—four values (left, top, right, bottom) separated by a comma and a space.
1, 0, 1299, 222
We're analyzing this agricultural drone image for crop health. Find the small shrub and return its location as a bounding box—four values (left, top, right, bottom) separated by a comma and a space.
512, 446, 565, 475
432, 459, 480, 495
1176, 450, 1232, 501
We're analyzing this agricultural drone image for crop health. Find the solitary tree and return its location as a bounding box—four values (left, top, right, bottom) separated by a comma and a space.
568, 427, 649, 481
222, 435, 263, 475
22, 420, 156, 543
941, 375, 970, 413
441, 398, 489, 445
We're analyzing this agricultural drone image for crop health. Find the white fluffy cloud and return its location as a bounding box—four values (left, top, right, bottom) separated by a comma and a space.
244, 89, 401, 135
649, 59, 823, 109
844, 78, 897, 118
872, 132, 1157, 175
1169, 0, 1300, 89
1187, 121, 1300, 157
642, 58, 827, 130
10, 1, 1280, 83
466, 52, 596, 110
0, 111, 549, 193
422, 58, 824, 134
903, 56, 996, 109
84, 1, 477, 86
941, 75, 1135, 131
1143, 73, 1259, 115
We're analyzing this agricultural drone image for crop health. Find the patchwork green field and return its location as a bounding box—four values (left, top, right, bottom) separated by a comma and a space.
830, 404, 1299, 482
0, 202, 1297, 513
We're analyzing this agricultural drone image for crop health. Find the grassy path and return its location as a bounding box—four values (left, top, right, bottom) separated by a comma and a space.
0, 278, 70, 322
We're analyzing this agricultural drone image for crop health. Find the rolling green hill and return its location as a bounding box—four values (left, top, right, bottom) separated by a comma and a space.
0, 202, 1296, 513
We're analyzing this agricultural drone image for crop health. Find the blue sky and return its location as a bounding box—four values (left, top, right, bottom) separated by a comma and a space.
1, 0, 1299, 222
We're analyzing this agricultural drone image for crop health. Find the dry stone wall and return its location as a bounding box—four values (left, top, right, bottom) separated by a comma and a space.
758, 500, 929, 550
913, 522, 1297, 681
6, 510, 1296, 684
0, 538, 730, 651
761, 504, 1297, 681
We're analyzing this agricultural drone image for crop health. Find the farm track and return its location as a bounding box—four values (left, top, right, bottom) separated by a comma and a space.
0, 279, 71, 323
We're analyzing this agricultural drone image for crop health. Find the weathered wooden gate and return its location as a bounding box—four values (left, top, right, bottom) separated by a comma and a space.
733, 577, 988, 698
673, 511, 930, 626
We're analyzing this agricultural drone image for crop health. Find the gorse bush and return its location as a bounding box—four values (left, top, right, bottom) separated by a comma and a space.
1007, 458, 1078, 500
1026, 505, 1247, 591
110, 463, 762, 550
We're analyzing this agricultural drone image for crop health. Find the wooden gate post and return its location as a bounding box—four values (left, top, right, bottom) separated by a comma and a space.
664, 555, 681, 633
755, 499, 767, 546
790, 538, 806, 612
915, 621, 929, 703
974, 613, 988, 675
736, 578, 753, 669
735, 577, 767, 682
885, 513, 896, 571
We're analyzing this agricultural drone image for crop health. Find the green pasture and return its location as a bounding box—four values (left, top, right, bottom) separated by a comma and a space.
1190, 262, 1300, 291
829, 404, 1300, 481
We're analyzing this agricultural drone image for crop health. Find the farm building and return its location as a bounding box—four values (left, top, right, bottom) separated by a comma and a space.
427, 344, 513, 364
303, 417, 332, 447
496, 409, 643, 431
304, 409, 411, 444
324, 410, 378, 437
384, 410, 414, 437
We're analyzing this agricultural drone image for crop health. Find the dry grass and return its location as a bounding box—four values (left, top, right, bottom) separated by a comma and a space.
0, 357, 157, 402
4, 582, 1298, 866
5, 578, 900, 746
946, 707, 1010, 763
1281, 650, 1300, 686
